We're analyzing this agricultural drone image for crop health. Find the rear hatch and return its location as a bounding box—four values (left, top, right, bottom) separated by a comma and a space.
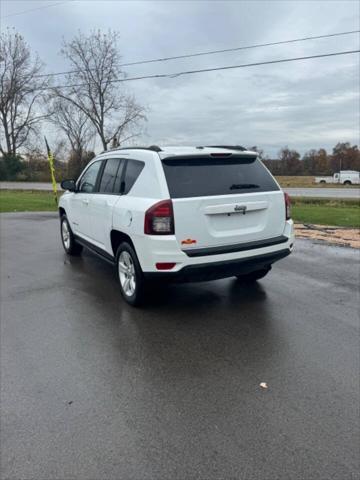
161, 153, 286, 252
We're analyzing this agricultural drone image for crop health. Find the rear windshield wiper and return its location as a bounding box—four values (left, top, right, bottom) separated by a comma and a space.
230, 183, 259, 190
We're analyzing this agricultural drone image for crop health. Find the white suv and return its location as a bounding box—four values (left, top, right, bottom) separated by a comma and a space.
59, 146, 294, 305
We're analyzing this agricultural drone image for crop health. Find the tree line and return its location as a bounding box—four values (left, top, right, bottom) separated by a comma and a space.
2, 141, 358, 183
260, 143, 360, 176
0, 29, 359, 182
0, 28, 146, 180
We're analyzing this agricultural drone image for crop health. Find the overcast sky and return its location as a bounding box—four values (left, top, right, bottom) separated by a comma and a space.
1, 0, 359, 156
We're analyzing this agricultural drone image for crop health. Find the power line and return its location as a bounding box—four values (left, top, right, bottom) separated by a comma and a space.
34, 29, 360, 79
122, 30, 360, 66
2, 1, 72, 19
38, 49, 359, 91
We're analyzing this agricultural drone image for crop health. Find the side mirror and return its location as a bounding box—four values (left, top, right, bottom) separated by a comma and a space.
61, 179, 76, 192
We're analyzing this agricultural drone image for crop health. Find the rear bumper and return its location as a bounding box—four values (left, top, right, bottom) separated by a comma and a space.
143, 248, 291, 282
135, 219, 295, 280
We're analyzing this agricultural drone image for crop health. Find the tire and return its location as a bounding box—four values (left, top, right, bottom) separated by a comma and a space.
116, 242, 146, 306
236, 267, 271, 283
60, 214, 83, 255
343, 180, 351, 185
319, 180, 326, 184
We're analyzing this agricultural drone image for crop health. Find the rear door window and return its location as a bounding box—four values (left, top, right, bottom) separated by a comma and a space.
113, 159, 126, 193
122, 160, 145, 194
162, 156, 279, 198
99, 158, 124, 193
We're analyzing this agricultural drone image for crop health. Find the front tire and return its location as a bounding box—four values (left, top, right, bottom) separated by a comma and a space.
236, 267, 271, 283
60, 215, 83, 255
116, 242, 146, 306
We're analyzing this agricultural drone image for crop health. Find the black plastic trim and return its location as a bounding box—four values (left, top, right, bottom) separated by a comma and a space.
143, 248, 290, 283
73, 235, 115, 265
184, 235, 288, 257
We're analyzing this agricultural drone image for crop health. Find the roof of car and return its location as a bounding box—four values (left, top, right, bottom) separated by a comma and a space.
99, 145, 258, 159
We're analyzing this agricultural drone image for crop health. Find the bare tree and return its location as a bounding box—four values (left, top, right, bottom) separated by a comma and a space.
49, 97, 93, 157
53, 30, 146, 151
249, 146, 265, 159
48, 96, 96, 178
0, 29, 49, 156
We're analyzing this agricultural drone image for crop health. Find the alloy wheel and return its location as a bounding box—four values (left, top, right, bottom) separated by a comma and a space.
62, 220, 70, 249
118, 251, 136, 297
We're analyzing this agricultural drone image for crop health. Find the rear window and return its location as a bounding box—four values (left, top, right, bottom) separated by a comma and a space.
162, 156, 279, 198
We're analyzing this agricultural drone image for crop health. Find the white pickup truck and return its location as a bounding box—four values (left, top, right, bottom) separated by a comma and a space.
315, 170, 360, 185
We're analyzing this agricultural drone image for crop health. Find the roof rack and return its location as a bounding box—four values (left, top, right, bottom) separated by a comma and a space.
100, 145, 162, 154
205, 145, 247, 151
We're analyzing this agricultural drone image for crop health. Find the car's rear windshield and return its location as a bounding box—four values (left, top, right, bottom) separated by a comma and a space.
162, 155, 279, 198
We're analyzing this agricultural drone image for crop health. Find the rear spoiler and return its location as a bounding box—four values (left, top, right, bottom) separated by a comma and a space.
162, 154, 258, 166
204, 145, 247, 151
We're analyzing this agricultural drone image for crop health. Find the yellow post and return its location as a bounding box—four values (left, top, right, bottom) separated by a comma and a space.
44, 137, 58, 206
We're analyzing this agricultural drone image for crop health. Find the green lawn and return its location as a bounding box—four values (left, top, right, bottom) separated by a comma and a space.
291, 198, 360, 227
0, 190, 60, 212
1, 190, 359, 228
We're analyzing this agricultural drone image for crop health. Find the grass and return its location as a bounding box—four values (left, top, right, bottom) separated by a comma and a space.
291, 197, 360, 227
276, 176, 358, 188
0, 190, 359, 228
0, 190, 60, 212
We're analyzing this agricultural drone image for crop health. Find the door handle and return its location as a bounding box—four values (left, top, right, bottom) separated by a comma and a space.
82, 199, 89, 205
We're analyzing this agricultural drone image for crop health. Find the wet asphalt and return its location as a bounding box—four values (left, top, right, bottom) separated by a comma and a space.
1, 212, 359, 480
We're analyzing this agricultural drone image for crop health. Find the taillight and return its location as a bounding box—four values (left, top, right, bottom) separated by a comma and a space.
144, 199, 174, 235
284, 192, 291, 220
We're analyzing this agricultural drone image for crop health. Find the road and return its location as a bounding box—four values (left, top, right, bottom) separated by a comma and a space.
285, 187, 359, 199
1, 213, 359, 480
0, 181, 61, 190
1, 181, 359, 198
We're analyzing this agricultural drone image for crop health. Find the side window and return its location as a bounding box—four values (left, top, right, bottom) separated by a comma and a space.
123, 160, 145, 194
113, 159, 126, 193
78, 161, 102, 193
99, 158, 123, 193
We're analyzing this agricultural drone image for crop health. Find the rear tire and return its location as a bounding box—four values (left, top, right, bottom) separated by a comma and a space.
60, 214, 83, 255
236, 267, 271, 283
343, 180, 351, 185
116, 242, 146, 306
